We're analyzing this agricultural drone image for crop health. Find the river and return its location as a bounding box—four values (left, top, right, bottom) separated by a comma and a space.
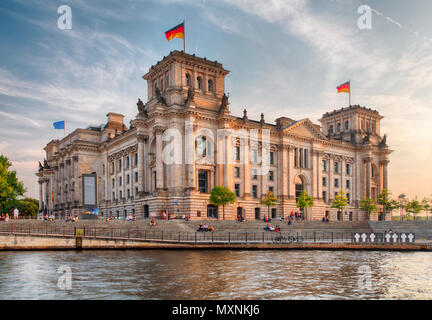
0, 250, 431, 299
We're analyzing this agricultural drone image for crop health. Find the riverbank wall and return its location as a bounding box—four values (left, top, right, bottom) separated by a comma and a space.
0, 233, 430, 251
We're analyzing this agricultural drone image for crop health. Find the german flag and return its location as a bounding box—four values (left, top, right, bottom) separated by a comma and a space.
337, 81, 350, 93
165, 22, 185, 41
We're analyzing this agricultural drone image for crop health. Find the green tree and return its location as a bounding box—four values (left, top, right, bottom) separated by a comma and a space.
398, 193, 408, 221
422, 197, 431, 219
0, 155, 25, 211
4, 198, 38, 217
331, 190, 348, 218
377, 188, 392, 219
405, 198, 423, 220
359, 197, 378, 219
296, 190, 314, 217
209, 185, 237, 220
260, 191, 278, 219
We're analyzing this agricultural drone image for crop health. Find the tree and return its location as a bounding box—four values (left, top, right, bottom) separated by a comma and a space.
4, 198, 38, 217
0, 155, 25, 211
377, 189, 392, 219
398, 193, 408, 221
359, 197, 378, 219
296, 190, 314, 217
405, 198, 423, 220
209, 185, 237, 220
260, 191, 278, 219
331, 190, 348, 219
422, 197, 431, 219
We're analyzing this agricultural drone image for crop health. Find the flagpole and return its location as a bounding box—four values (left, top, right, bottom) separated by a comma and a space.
183, 19, 186, 53
349, 80, 351, 107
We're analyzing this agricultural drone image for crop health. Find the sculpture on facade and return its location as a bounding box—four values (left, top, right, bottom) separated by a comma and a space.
155, 87, 167, 106
220, 93, 229, 111
38, 161, 43, 172
43, 159, 50, 169
137, 98, 147, 116
363, 132, 370, 144
379, 134, 387, 147
185, 87, 195, 106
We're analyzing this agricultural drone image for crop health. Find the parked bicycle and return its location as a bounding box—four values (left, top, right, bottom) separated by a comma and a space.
273, 234, 304, 243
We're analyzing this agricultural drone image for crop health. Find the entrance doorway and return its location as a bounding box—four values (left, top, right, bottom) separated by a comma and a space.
207, 205, 218, 219
295, 176, 304, 201
144, 205, 149, 219
237, 207, 243, 219
255, 208, 260, 220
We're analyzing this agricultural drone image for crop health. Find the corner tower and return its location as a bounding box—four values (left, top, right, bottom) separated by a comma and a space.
142, 50, 230, 111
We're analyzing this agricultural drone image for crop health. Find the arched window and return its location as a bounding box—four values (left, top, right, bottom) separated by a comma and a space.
208, 79, 213, 92
196, 76, 202, 89
337, 123, 341, 132
345, 120, 349, 130
185, 74, 191, 86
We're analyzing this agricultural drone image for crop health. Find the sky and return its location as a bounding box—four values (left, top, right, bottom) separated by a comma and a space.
0, 0, 431, 201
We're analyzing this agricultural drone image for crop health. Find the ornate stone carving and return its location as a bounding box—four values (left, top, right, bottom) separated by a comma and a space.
185, 87, 194, 106
137, 98, 147, 116
155, 88, 167, 106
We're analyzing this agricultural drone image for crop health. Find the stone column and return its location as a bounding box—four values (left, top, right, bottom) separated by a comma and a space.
312, 149, 318, 199
223, 132, 233, 189
154, 127, 164, 190
279, 145, 288, 201
287, 146, 295, 199
365, 157, 371, 198
381, 160, 389, 190
243, 137, 251, 198
329, 155, 334, 201
38, 179, 43, 212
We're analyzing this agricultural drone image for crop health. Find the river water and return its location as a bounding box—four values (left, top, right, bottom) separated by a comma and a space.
0, 250, 431, 300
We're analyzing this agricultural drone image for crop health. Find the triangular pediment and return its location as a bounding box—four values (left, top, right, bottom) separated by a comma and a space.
282, 119, 327, 140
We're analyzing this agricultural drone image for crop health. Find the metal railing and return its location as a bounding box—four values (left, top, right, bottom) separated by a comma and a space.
0, 224, 417, 245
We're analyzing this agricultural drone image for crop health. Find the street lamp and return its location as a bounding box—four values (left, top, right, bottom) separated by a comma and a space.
398, 193, 405, 221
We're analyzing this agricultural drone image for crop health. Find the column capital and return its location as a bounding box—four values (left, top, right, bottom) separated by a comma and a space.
363, 157, 372, 163
137, 134, 149, 142
380, 159, 390, 165
153, 126, 165, 135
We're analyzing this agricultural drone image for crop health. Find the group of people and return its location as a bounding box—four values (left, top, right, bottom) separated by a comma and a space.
43, 214, 56, 221
65, 213, 79, 222
322, 217, 330, 223
264, 224, 281, 232
197, 224, 214, 232
0, 208, 20, 222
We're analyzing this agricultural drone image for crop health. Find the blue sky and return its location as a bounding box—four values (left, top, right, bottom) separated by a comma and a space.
0, 0, 431, 200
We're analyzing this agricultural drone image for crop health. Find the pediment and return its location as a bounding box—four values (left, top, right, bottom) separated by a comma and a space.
281, 119, 327, 140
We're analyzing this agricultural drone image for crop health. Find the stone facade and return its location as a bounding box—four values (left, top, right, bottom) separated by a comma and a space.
36, 50, 392, 221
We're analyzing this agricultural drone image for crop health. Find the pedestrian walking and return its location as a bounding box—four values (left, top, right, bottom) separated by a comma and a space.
13, 207, 19, 220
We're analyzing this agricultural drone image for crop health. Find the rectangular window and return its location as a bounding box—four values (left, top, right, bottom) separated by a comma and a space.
119, 177, 122, 186
135, 153, 138, 166
127, 174, 130, 184
112, 192, 115, 200
346, 180, 350, 189
322, 191, 327, 202
252, 169, 258, 180
322, 177, 327, 187
235, 184, 240, 197
269, 170, 274, 181
111, 162, 114, 174
234, 167, 240, 178
251, 149, 258, 163
334, 162, 339, 174
322, 160, 327, 172
346, 163, 350, 175
234, 146, 240, 161
135, 172, 138, 183
102, 164, 105, 175
119, 159, 122, 171
347, 193, 351, 203
127, 189, 130, 198
334, 178, 339, 188
126, 156, 130, 168
198, 170, 208, 193
270, 152, 274, 165
135, 187, 138, 196
119, 190, 123, 199
269, 186, 274, 193
304, 149, 307, 168
252, 185, 258, 198
112, 178, 115, 188
299, 148, 303, 168
294, 148, 298, 167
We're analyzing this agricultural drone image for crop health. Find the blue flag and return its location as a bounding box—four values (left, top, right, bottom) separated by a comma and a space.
53, 120, 65, 130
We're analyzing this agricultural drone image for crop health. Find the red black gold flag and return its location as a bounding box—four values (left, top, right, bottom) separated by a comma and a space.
165, 22, 185, 41
337, 81, 350, 93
